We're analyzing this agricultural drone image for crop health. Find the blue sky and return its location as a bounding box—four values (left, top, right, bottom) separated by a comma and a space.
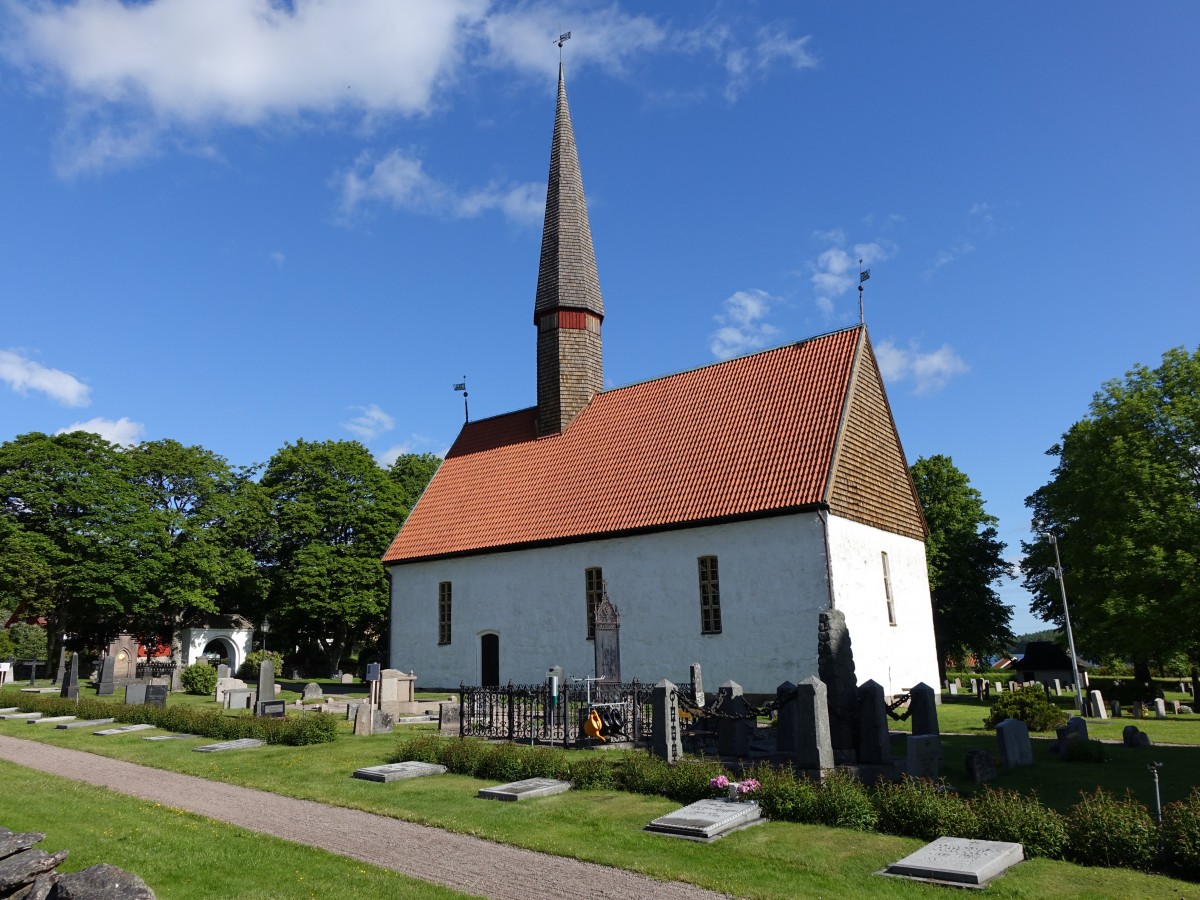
2, 2, 1197, 636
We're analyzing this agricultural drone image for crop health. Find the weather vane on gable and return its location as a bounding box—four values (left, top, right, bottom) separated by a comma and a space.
858, 260, 871, 325
453, 377, 469, 423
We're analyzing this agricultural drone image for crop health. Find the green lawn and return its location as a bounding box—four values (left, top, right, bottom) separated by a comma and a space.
3, 687, 1200, 898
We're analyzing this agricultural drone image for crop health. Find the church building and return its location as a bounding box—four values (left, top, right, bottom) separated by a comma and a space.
383, 66, 939, 696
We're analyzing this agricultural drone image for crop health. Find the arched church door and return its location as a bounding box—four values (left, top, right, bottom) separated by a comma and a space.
481, 633, 499, 687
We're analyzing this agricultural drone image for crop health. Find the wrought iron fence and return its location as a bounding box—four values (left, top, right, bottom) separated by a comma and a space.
459, 679, 653, 747
135, 661, 177, 679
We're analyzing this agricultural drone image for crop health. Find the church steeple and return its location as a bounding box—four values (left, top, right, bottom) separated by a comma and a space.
534, 63, 604, 437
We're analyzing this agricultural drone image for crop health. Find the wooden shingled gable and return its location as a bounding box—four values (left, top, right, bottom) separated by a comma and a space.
383, 326, 925, 564
825, 331, 927, 541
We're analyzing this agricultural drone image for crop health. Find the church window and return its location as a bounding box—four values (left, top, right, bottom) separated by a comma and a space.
438, 582, 452, 645
585, 567, 603, 639
698, 556, 722, 634
882, 552, 896, 625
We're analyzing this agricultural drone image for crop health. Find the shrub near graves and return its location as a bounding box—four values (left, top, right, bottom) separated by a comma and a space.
1063, 738, 1107, 763
968, 788, 1068, 859
872, 776, 977, 841
983, 685, 1067, 732
180, 661, 218, 696
815, 769, 878, 831
1065, 788, 1159, 870
745, 764, 819, 824
238, 649, 285, 681
1161, 788, 1200, 881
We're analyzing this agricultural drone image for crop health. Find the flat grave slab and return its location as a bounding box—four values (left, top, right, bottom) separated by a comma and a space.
644, 798, 764, 842
881, 837, 1024, 887
27, 716, 76, 725
94, 723, 157, 735
193, 738, 266, 752
0, 707, 19, 714
478, 778, 572, 802
57, 718, 115, 729
144, 734, 199, 741
0, 712, 43, 720
353, 761, 448, 783
19, 688, 59, 694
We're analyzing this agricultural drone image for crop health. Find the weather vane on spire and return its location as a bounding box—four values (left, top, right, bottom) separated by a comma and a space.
556, 30, 571, 62
858, 260, 871, 325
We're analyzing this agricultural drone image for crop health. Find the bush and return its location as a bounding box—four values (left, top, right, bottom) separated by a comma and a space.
1065, 788, 1158, 870
968, 788, 1068, 859
566, 754, 616, 790
983, 685, 1067, 732
1063, 739, 1106, 764
239, 649, 285, 681
180, 661, 218, 696
873, 777, 977, 841
1162, 788, 1200, 881
748, 765, 819, 824
664, 758, 726, 805
817, 769, 877, 831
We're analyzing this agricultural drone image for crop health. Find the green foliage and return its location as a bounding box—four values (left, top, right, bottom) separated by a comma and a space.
180, 661, 219, 695
4, 622, 48, 660
872, 776, 977, 840
910, 455, 1015, 674
1065, 788, 1159, 870
815, 769, 878, 831
968, 788, 1068, 859
984, 685, 1067, 732
564, 753, 616, 790
387, 452, 441, 514
1063, 739, 1107, 764
744, 764, 819, 823
1161, 788, 1200, 881
239, 649, 285, 681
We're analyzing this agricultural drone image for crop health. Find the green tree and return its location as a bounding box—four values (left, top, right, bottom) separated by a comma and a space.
910, 454, 1015, 681
387, 452, 441, 514
260, 440, 407, 675
1023, 346, 1200, 691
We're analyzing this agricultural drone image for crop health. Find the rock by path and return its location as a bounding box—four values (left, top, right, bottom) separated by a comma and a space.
0, 735, 732, 900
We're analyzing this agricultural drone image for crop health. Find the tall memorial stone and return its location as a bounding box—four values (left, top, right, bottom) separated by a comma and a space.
690, 662, 705, 709
650, 679, 683, 764
856, 679, 892, 765
818, 609, 859, 761
53, 646, 67, 687
592, 592, 621, 683
96, 655, 116, 696
794, 675, 834, 769
106, 633, 139, 686
715, 680, 753, 758
60, 652, 79, 701
775, 681, 798, 753
909, 682, 939, 736
255, 658, 276, 716
996, 718, 1033, 767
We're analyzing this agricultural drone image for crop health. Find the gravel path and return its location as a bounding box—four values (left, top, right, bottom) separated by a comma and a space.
0, 734, 733, 900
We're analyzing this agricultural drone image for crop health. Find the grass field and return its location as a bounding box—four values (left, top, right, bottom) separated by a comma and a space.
3, 684, 1200, 898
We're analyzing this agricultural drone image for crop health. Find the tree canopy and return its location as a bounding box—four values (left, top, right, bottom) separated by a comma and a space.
910, 454, 1014, 678
1023, 346, 1200, 682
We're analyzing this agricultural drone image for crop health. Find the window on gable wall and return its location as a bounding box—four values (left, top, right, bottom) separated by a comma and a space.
585, 567, 603, 639
881, 552, 897, 626
698, 556, 722, 634
438, 581, 452, 645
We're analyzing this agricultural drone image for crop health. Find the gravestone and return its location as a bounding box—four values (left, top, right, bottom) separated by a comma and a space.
105, 634, 139, 685
478, 778, 571, 801
145, 684, 168, 708
353, 761, 447, 783
883, 837, 1024, 887
144, 733, 199, 741
124, 683, 148, 705
302, 682, 323, 701
28, 716, 76, 725
1123, 725, 1152, 748
969, 678, 978, 694
57, 718, 114, 729
372, 709, 395, 733
1155, 698, 1167, 719
907, 733, 942, 779
1111, 701, 1121, 719
592, 592, 621, 683
644, 798, 763, 842
690, 662, 705, 709
1053, 678, 1062, 694
1172, 700, 1182, 715
59, 653, 79, 701
439, 701, 461, 735
818, 609, 859, 761
353, 701, 374, 736
996, 718, 1033, 768
1054, 716, 1087, 752
378, 668, 419, 718
994, 681, 1003, 693
964, 748, 997, 784
224, 688, 255, 710
53, 646, 67, 687
214, 676, 246, 704
1133, 701, 1144, 719
650, 679, 683, 764
94, 723, 156, 735
1088, 690, 1107, 719
216, 664, 231, 680
257, 699, 286, 718
793, 675, 834, 770
96, 656, 116, 696
341, 674, 354, 684
948, 683, 959, 696
856, 679, 892, 765
775, 681, 798, 753
908, 682, 939, 736
254, 658, 276, 716
715, 681, 753, 757
193, 738, 265, 752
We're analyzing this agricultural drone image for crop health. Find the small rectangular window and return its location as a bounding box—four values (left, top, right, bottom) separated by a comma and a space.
882, 552, 896, 626
585, 567, 603, 639
698, 556, 722, 634
438, 581, 452, 645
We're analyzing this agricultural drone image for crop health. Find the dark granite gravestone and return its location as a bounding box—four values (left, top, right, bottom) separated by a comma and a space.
794, 675, 834, 769
124, 683, 148, 705
96, 656, 116, 696
254, 658, 276, 715
907, 734, 942, 778
651, 679, 683, 764
1123, 725, 1152, 747
715, 681, 753, 758
257, 699, 286, 718
965, 748, 997, 783
818, 609, 859, 761
775, 681, 798, 753
145, 685, 168, 708
856, 679, 892, 765
908, 682, 939, 736
53, 646, 67, 687
60, 653, 79, 701
593, 592, 621, 683
1054, 715, 1088, 752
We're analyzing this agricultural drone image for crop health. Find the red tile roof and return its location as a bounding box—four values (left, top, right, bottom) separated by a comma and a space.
383, 327, 863, 563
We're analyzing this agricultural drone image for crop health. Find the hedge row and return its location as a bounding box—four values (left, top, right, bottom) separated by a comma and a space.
4, 692, 338, 745
393, 734, 1200, 880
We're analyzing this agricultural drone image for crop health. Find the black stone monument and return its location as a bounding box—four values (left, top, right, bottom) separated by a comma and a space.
593, 590, 621, 684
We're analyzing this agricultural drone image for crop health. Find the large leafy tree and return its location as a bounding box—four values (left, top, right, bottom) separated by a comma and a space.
1023, 346, 1200, 689
388, 452, 441, 514
910, 454, 1015, 680
260, 440, 407, 674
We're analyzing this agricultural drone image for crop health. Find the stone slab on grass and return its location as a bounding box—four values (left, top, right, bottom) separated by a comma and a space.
353, 761, 448, 783
644, 798, 764, 843
0, 708, 18, 714
0, 712, 43, 720
27, 716, 76, 725
94, 723, 157, 735
57, 718, 115, 729
478, 778, 572, 802
144, 734, 200, 741
881, 837, 1024, 887
193, 738, 266, 752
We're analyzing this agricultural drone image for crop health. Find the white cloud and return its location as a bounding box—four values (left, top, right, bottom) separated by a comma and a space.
710, 289, 781, 360
681, 23, 817, 102
335, 148, 543, 222
375, 433, 446, 468
269, 251, 285, 270
0, 350, 91, 407
875, 339, 969, 395
808, 232, 894, 320
926, 240, 974, 275
57, 416, 145, 445
342, 403, 395, 441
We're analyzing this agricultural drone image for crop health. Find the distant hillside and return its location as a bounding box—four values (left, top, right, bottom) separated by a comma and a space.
1010, 629, 1060, 655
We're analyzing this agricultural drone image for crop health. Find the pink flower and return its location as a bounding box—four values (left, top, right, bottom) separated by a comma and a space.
737, 778, 761, 795
710, 775, 730, 789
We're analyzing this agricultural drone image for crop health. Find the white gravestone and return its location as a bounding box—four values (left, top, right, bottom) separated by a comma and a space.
996, 718, 1033, 768
477, 778, 572, 801
353, 761, 447, 783
883, 837, 1024, 887
644, 798, 764, 842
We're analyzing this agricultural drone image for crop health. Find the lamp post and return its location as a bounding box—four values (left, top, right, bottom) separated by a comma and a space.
260, 618, 270, 653
1046, 534, 1085, 713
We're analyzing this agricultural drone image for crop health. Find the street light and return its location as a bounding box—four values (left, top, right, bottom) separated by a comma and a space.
1046, 534, 1085, 713
260, 618, 270, 653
